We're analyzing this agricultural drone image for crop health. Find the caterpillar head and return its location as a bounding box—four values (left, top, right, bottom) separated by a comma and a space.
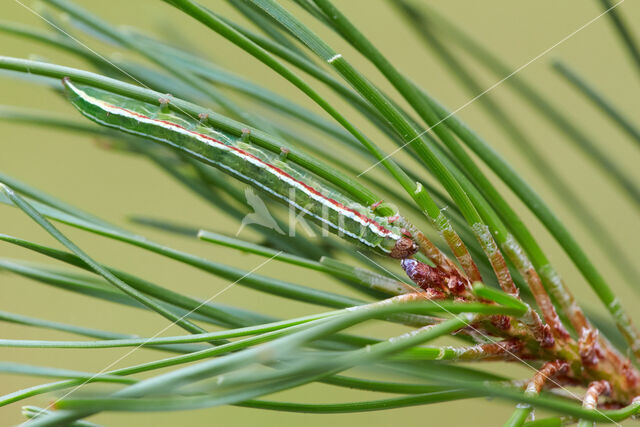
389, 237, 418, 259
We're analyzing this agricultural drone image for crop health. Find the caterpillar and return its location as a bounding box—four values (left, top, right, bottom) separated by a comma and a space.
62, 78, 418, 258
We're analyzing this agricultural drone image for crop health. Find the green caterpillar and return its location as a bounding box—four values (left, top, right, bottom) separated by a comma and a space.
62, 78, 418, 258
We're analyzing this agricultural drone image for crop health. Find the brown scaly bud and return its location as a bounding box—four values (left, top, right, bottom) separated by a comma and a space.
421, 287, 447, 300
401, 259, 446, 291
583, 380, 611, 409
599, 345, 639, 389
538, 324, 555, 348
578, 328, 602, 367
622, 359, 640, 389
445, 272, 469, 295
525, 360, 569, 395
499, 338, 525, 357
491, 315, 512, 331
481, 338, 524, 360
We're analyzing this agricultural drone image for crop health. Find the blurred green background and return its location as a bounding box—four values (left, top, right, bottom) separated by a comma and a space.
1, 1, 639, 425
